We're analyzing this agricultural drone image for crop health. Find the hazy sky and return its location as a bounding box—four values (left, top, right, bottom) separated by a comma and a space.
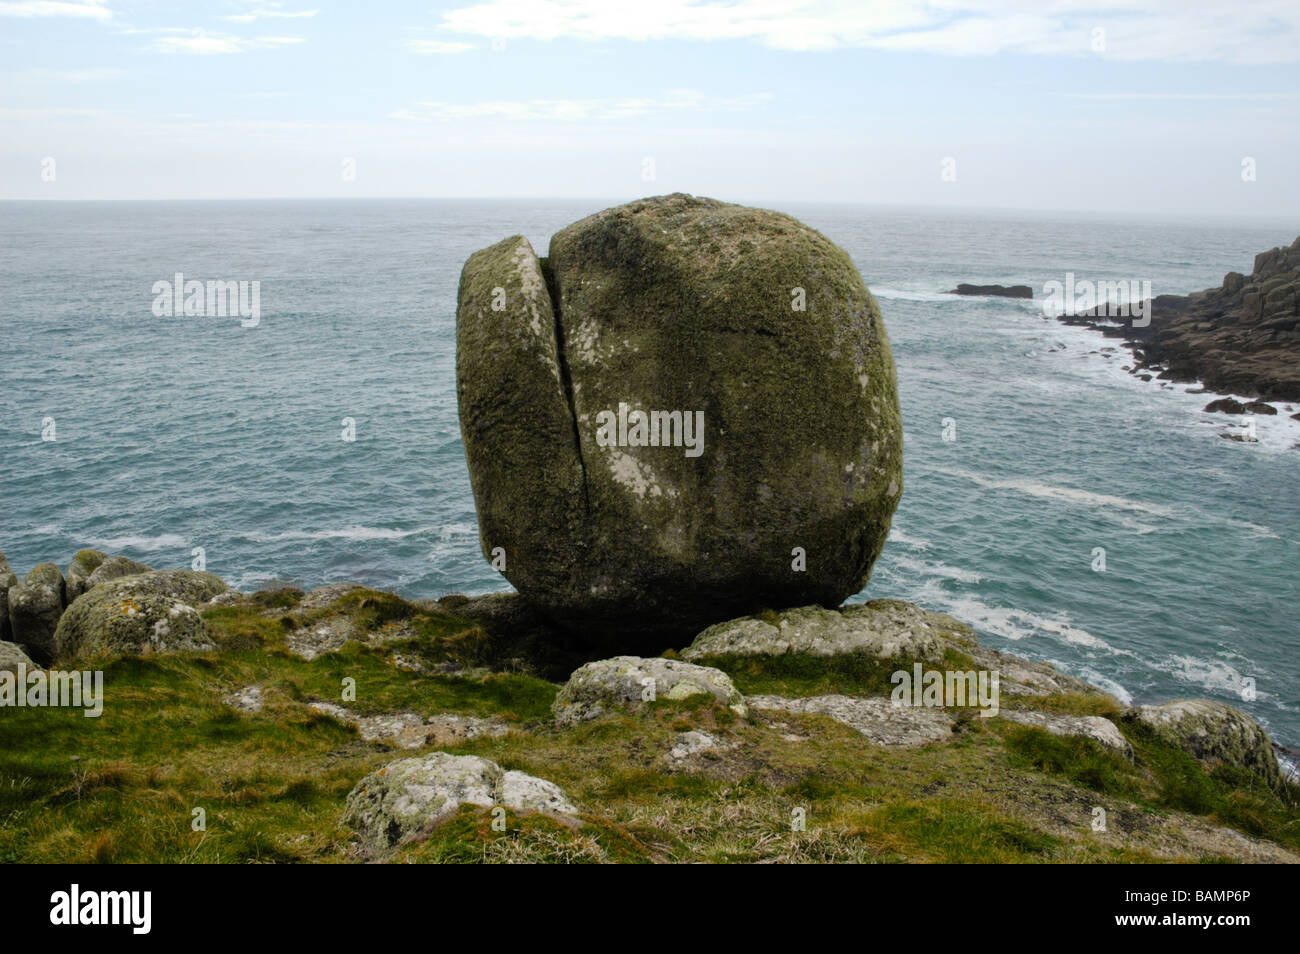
2, 0, 1298, 216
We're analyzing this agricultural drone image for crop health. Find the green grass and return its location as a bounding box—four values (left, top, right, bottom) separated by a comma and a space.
2, 590, 1297, 864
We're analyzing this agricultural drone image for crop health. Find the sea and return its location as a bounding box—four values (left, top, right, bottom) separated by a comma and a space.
2, 198, 1297, 752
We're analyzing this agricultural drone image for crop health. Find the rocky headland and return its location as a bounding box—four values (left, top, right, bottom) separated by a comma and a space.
1057, 236, 1300, 402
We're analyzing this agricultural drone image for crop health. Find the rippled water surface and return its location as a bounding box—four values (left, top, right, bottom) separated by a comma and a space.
2, 199, 1297, 746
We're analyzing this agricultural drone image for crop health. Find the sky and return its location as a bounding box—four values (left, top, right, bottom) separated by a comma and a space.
1, 0, 1298, 217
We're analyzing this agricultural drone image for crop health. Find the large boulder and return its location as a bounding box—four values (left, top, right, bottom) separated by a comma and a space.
1128, 699, 1282, 789
553, 655, 747, 725
53, 570, 227, 660
64, 549, 108, 601
7, 563, 66, 664
342, 753, 577, 853
457, 194, 903, 648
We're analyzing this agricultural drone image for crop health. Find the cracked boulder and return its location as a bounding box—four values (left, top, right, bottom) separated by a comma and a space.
342, 753, 578, 853
456, 193, 903, 649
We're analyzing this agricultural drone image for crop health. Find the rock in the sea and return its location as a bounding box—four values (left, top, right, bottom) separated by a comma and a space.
747, 694, 954, 747
84, 555, 153, 590
1000, 710, 1133, 759
342, 752, 577, 852
7, 563, 66, 664
53, 570, 227, 659
1204, 397, 1246, 414
0, 640, 37, 675
1243, 400, 1276, 415
683, 600, 951, 662
553, 655, 747, 725
1129, 699, 1281, 789
947, 283, 1033, 298
64, 549, 108, 602
457, 194, 903, 647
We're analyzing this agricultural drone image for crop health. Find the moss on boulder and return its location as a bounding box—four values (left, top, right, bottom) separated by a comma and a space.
457, 194, 903, 648
552, 655, 748, 725
1128, 699, 1282, 790
84, 555, 153, 590
54, 570, 228, 660
7, 563, 66, 664
65, 549, 108, 602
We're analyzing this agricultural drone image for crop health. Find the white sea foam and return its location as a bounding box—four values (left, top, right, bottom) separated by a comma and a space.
932, 466, 1176, 517
869, 286, 956, 302
893, 555, 983, 584
84, 533, 189, 551
886, 527, 931, 550
245, 526, 434, 543
933, 595, 1120, 653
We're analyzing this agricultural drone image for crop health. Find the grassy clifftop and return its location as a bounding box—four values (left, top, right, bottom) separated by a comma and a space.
1, 585, 1296, 864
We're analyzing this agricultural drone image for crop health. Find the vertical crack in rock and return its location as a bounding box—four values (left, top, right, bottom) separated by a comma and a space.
542, 258, 591, 516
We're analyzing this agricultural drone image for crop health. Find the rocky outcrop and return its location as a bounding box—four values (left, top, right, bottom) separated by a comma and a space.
683, 600, 951, 662
552, 655, 747, 725
1000, 710, 1133, 759
342, 753, 577, 852
64, 549, 108, 602
457, 193, 903, 648
1058, 236, 1300, 400
53, 570, 227, 660
7, 563, 66, 664
307, 702, 510, 749
948, 283, 1033, 298
1128, 699, 1282, 789
749, 693, 954, 747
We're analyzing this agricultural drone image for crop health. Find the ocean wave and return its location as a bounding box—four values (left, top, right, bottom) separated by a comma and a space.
869, 287, 959, 302
932, 466, 1175, 517
892, 555, 983, 584
243, 526, 435, 543
886, 527, 930, 550
1065, 664, 1133, 704
934, 595, 1121, 654
84, 533, 189, 552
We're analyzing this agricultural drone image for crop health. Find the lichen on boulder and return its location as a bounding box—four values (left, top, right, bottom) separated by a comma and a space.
64, 549, 108, 602
7, 563, 66, 664
552, 655, 748, 725
457, 194, 903, 648
683, 600, 951, 662
53, 570, 228, 660
1128, 699, 1282, 789
342, 752, 577, 853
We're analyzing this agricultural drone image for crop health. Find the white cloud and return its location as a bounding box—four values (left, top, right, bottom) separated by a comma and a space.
225, 8, 318, 23
152, 30, 306, 54
433, 0, 1300, 63
406, 38, 477, 54
391, 89, 773, 121
0, 0, 111, 18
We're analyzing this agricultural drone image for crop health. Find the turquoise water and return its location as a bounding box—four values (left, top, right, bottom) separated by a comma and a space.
2, 199, 1297, 748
